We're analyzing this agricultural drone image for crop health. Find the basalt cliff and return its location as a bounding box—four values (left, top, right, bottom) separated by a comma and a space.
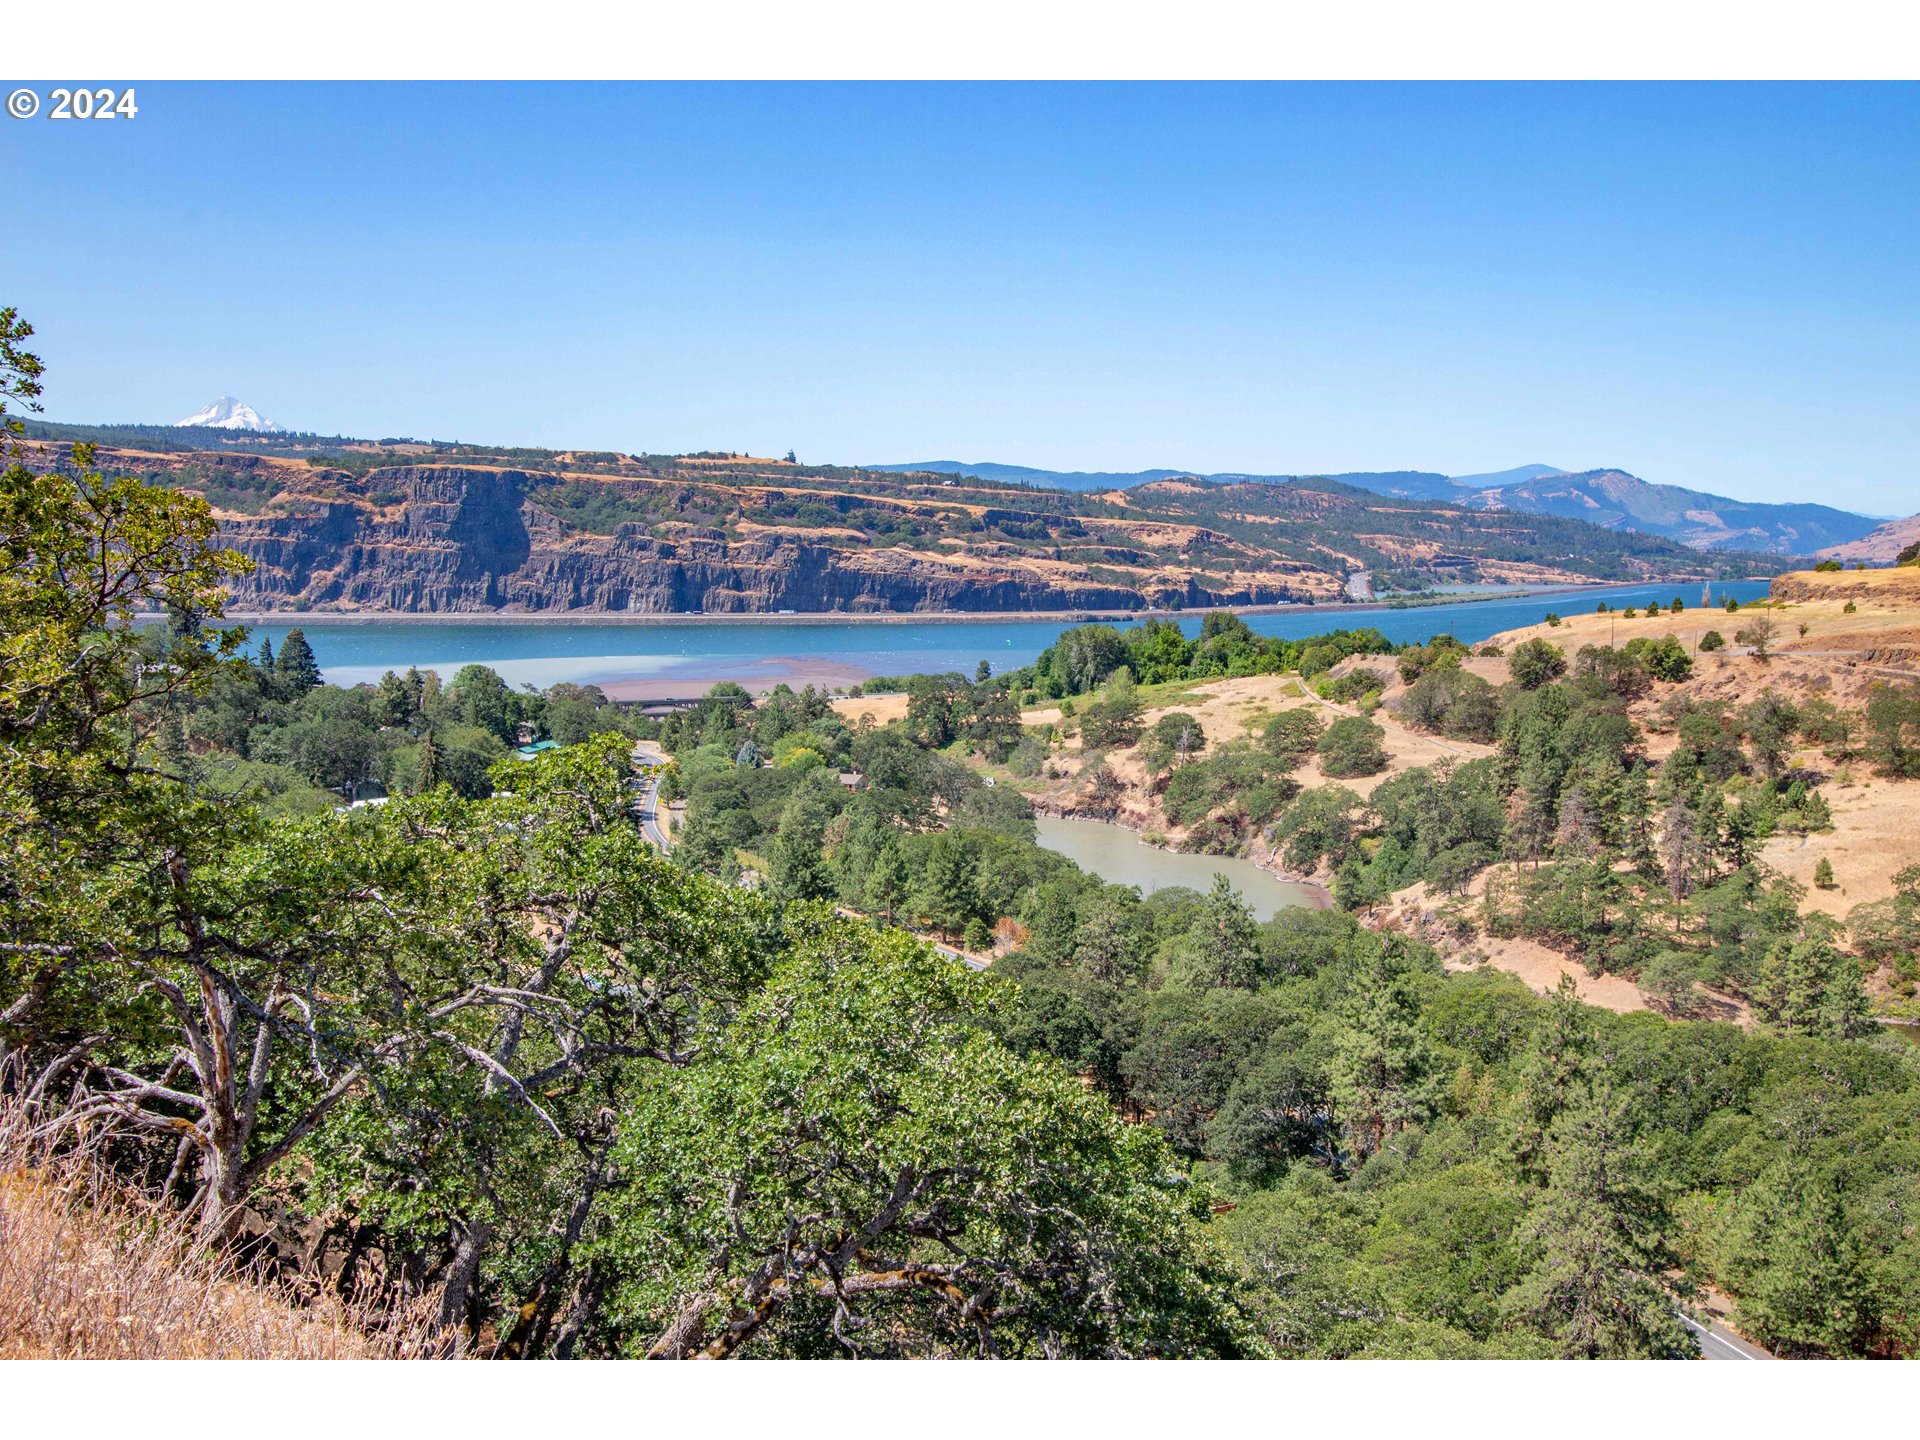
25, 436, 1777, 614
219, 463, 1318, 613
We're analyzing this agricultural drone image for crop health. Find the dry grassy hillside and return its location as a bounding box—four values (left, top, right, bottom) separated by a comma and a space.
1477, 586, 1920, 998
0, 1112, 443, 1359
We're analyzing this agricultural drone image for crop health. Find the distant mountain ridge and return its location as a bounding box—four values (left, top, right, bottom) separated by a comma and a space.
1459, 468, 1878, 555
869, 459, 1876, 555
1816, 511, 1920, 565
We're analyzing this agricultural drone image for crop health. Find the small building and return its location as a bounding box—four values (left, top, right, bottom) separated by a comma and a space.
516, 739, 561, 761
837, 771, 866, 792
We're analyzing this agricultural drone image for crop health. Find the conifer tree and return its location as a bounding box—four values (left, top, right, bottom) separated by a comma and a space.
1328, 938, 1438, 1163
1184, 875, 1261, 989
275, 627, 322, 693
415, 727, 442, 792
1501, 1052, 1694, 1358
1713, 1154, 1871, 1356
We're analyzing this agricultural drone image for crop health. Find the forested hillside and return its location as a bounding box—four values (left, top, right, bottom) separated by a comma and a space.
871, 459, 1878, 557
663, 606, 1920, 1358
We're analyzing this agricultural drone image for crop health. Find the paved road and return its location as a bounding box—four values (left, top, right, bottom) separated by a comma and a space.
831, 904, 989, 972
1681, 1312, 1773, 1361
630, 742, 671, 850
936, 941, 990, 972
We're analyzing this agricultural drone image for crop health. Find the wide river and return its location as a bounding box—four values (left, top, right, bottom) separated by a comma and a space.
238, 579, 1774, 691
1034, 816, 1324, 919
230, 577, 1773, 915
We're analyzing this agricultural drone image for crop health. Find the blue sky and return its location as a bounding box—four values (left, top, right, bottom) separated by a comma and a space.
5, 82, 1916, 508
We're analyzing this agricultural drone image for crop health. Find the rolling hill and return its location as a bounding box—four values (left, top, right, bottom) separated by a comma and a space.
1455, 468, 1880, 554
872, 459, 1878, 555
1815, 512, 1920, 565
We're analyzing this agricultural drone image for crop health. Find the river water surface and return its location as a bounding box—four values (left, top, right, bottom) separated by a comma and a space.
1033, 816, 1324, 919
236, 579, 1774, 690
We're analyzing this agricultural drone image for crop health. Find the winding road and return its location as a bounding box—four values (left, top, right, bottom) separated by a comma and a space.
629, 741, 672, 850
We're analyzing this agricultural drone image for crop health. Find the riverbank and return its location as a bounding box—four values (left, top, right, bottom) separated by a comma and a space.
169, 577, 1723, 628
1031, 810, 1332, 918
595, 656, 871, 701
191, 579, 1778, 697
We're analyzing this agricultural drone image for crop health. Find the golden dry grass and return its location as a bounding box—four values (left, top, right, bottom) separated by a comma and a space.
0, 1107, 444, 1360
832, 691, 911, 726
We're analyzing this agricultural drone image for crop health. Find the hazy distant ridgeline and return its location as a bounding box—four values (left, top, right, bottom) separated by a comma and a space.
871, 459, 1882, 556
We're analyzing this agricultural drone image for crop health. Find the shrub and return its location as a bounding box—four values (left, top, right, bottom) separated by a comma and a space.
1317, 716, 1389, 778
1508, 637, 1567, 690
1141, 712, 1207, 775
1398, 668, 1500, 743
1735, 616, 1778, 659
1163, 743, 1301, 828
1319, 668, 1389, 705
1622, 633, 1692, 683
1261, 708, 1325, 767
1699, 630, 1726, 652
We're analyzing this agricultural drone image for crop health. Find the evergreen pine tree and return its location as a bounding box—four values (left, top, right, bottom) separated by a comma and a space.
374, 671, 412, 728
864, 842, 912, 925
912, 833, 978, 940
1185, 875, 1261, 989
1713, 1154, 1870, 1356
1754, 933, 1867, 1038
1327, 938, 1439, 1162
769, 787, 835, 905
275, 627, 322, 693
415, 727, 442, 792
1507, 974, 1590, 1183
1501, 1053, 1694, 1358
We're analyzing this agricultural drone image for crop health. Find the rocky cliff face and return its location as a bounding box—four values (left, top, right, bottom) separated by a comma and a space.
212, 465, 1311, 613
1770, 566, 1920, 604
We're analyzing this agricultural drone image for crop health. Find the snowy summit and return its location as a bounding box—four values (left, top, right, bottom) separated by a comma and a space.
174, 396, 285, 432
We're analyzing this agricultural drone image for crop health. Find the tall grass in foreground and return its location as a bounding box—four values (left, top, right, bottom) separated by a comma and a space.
0, 1100, 445, 1359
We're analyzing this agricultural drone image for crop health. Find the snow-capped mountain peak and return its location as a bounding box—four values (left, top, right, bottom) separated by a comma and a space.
174, 396, 285, 433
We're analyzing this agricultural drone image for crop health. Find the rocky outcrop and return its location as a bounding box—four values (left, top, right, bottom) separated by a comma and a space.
210, 465, 1311, 614
1771, 566, 1920, 604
